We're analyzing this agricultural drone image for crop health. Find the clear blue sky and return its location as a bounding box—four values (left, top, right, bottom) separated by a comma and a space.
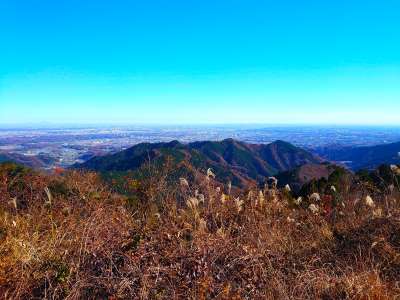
1, 0, 399, 125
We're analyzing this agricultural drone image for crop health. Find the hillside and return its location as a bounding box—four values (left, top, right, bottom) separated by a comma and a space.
276, 163, 338, 193
1, 161, 400, 299
77, 139, 323, 187
0, 152, 48, 169
316, 141, 400, 170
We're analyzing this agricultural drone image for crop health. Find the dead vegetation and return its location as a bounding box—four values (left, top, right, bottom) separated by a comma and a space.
1, 162, 400, 299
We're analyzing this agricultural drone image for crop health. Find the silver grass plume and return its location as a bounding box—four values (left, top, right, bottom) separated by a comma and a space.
44, 187, 52, 206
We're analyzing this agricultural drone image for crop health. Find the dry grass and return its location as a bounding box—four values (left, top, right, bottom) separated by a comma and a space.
1, 162, 400, 299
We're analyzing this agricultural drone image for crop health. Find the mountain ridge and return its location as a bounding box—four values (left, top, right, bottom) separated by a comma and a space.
316, 141, 400, 170
76, 139, 323, 187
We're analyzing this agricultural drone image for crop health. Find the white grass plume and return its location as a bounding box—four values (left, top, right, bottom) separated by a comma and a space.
44, 187, 52, 206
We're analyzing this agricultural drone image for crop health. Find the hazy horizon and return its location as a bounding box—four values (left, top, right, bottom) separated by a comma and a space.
2, 122, 400, 129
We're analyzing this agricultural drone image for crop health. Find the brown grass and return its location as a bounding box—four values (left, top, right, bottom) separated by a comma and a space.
1, 163, 400, 299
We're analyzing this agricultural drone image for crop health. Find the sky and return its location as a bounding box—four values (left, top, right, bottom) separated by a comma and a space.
1, 0, 399, 125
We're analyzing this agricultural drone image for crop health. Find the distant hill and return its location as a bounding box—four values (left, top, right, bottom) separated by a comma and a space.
0, 152, 48, 169
77, 139, 323, 187
316, 141, 400, 170
276, 163, 337, 193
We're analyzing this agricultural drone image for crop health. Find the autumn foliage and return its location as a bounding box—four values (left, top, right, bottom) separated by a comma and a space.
0, 162, 400, 299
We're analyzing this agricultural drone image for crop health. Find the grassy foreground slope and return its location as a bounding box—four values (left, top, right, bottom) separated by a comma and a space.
1, 162, 400, 299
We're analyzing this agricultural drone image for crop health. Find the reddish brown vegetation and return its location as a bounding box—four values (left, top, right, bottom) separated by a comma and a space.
0, 162, 399, 299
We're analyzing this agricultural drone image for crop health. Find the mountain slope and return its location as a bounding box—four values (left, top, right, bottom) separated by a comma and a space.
0, 152, 47, 169
316, 141, 400, 170
77, 139, 323, 187
276, 163, 337, 193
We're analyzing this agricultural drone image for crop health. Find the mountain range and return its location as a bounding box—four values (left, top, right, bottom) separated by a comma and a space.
316, 141, 400, 170
77, 139, 323, 187
4, 138, 399, 190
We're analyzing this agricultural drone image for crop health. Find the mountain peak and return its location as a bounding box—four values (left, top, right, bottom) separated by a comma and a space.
222, 138, 237, 143
166, 140, 182, 147
271, 140, 296, 147
221, 138, 245, 146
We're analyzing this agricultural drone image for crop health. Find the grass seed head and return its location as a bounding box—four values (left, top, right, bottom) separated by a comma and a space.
365, 195, 375, 208
308, 203, 319, 214
180, 177, 189, 188
310, 193, 321, 202
207, 168, 216, 178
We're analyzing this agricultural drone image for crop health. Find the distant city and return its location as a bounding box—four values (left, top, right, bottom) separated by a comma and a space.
1, 124, 400, 169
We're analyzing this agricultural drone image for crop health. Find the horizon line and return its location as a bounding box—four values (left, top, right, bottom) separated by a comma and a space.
1, 122, 400, 129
